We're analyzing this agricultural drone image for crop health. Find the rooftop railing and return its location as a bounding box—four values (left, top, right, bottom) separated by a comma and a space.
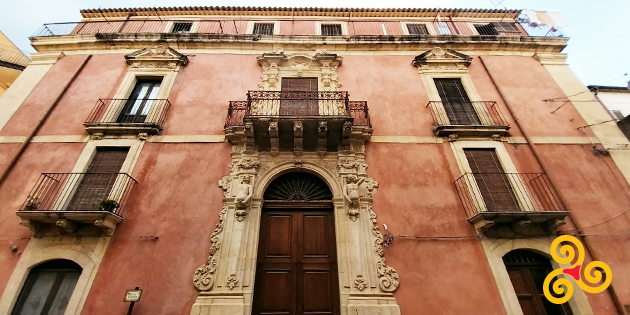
32, 20, 565, 38
225, 91, 371, 128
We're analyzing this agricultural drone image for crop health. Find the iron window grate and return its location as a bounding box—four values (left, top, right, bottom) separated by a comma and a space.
253, 23, 274, 35
321, 24, 342, 36
172, 22, 193, 33
407, 24, 429, 35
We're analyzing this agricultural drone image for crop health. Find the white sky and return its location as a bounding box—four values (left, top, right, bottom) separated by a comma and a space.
0, 0, 628, 87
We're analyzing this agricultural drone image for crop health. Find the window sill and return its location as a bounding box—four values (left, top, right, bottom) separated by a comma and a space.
434, 124, 510, 138
84, 122, 163, 136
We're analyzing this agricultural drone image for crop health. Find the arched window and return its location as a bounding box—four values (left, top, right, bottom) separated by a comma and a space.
503, 250, 573, 315
263, 172, 333, 201
12, 259, 82, 315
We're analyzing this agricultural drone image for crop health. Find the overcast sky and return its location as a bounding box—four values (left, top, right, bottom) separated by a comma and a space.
1, 0, 628, 87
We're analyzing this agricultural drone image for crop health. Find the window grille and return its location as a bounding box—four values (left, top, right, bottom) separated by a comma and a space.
253, 23, 274, 35
321, 24, 342, 36
172, 22, 193, 34
436, 22, 452, 35
407, 24, 429, 35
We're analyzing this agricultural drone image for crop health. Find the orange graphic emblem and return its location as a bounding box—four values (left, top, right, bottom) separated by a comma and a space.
544, 235, 612, 304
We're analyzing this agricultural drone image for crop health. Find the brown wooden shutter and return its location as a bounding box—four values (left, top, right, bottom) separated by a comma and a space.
464, 149, 519, 212
67, 148, 129, 211
280, 77, 319, 115
434, 78, 481, 125
503, 250, 573, 315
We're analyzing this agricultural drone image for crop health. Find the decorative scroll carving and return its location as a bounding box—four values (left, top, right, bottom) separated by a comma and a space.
447, 134, 459, 142
137, 133, 149, 140
226, 274, 238, 290
354, 275, 367, 291
193, 206, 228, 291
91, 133, 104, 140
338, 158, 361, 171
218, 176, 232, 197
368, 206, 400, 293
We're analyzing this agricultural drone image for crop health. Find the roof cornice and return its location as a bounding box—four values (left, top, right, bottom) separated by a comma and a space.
80, 6, 521, 19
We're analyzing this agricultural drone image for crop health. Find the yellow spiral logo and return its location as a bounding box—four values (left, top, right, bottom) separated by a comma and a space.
543, 235, 612, 304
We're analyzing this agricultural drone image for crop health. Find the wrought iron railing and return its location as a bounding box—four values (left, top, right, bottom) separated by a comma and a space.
454, 172, 563, 219
225, 91, 371, 128
31, 20, 564, 38
85, 98, 171, 126
19, 173, 137, 217
427, 101, 509, 127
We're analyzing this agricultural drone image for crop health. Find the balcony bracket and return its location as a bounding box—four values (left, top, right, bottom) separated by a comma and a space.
294, 120, 303, 156
245, 122, 255, 151
342, 121, 352, 151
269, 121, 279, 157
56, 219, 78, 234
318, 121, 328, 156
94, 218, 116, 235
19, 219, 43, 238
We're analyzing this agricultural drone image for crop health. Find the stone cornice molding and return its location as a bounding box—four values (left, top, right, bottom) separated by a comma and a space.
124, 45, 188, 68
412, 47, 472, 67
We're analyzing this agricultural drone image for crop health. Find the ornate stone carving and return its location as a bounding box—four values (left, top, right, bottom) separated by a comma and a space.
344, 175, 365, 221
294, 158, 303, 168
218, 176, 232, 197
91, 133, 104, 140
447, 134, 459, 142
125, 46, 188, 68
138, 132, 149, 140
368, 206, 400, 293
237, 157, 261, 170
226, 274, 238, 290
258, 50, 342, 91
364, 177, 379, 198
193, 206, 228, 291
337, 158, 361, 171
235, 175, 253, 221
354, 275, 367, 291
492, 134, 502, 141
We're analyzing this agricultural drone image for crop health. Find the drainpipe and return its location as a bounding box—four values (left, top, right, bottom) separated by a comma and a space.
479, 56, 626, 315
0, 54, 93, 189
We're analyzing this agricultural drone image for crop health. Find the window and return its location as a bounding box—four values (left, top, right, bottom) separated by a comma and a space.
503, 250, 573, 315
67, 147, 129, 211
434, 78, 480, 125
436, 22, 452, 35
171, 22, 193, 34
475, 22, 521, 35
280, 77, 318, 115
321, 24, 342, 36
12, 260, 82, 315
253, 23, 274, 35
464, 148, 519, 212
118, 78, 163, 123
407, 24, 429, 35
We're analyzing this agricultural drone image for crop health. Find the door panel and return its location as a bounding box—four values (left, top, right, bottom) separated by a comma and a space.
253, 209, 339, 315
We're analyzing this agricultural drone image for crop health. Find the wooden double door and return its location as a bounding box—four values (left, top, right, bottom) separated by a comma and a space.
252, 207, 340, 315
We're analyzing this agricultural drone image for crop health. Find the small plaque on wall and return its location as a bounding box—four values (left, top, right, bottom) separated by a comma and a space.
124, 289, 142, 302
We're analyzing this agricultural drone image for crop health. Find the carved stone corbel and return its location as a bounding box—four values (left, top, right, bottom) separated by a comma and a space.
269, 121, 279, 157
369, 206, 400, 293
294, 120, 303, 156
193, 206, 228, 291
56, 219, 78, 234
318, 121, 328, 156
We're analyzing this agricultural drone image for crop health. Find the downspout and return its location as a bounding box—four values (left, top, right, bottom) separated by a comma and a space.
479, 56, 625, 315
0, 54, 93, 189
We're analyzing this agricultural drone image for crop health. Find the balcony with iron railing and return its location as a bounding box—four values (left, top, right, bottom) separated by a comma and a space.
84, 98, 171, 136
225, 91, 371, 155
454, 172, 569, 237
427, 101, 510, 138
31, 19, 565, 39
16, 173, 137, 236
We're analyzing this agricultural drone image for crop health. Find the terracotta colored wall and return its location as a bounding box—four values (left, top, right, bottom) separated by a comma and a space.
366, 142, 507, 315
80, 142, 231, 315
0, 142, 86, 297
164, 54, 261, 135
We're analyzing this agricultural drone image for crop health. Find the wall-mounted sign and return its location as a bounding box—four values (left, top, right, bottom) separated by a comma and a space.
124, 289, 142, 302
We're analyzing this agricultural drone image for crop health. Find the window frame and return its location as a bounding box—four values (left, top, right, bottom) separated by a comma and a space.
401, 21, 437, 35
315, 22, 347, 36
166, 20, 198, 34
248, 21, 280, 35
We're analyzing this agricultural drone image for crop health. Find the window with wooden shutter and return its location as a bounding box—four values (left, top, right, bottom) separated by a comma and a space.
280, 78, 319, 116
321, 24, 342, 36
11, 260, 82, 315
464, 149, 519, 212
407, 23, 429, 35
67, 148, 129, 211
503, 250, 573, 315
434, 78, 481, 125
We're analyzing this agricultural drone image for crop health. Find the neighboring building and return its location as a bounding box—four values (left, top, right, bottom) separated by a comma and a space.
0, 30, 30, 99
589, 85, 630, 140
1, 6, 630, 315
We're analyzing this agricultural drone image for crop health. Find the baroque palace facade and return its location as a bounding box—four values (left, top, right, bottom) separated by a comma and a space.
0, 6, 629, 315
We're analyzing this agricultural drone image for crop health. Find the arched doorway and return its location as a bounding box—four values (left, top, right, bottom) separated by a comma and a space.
503, 250, 573, 315
252, 172, 340, 315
